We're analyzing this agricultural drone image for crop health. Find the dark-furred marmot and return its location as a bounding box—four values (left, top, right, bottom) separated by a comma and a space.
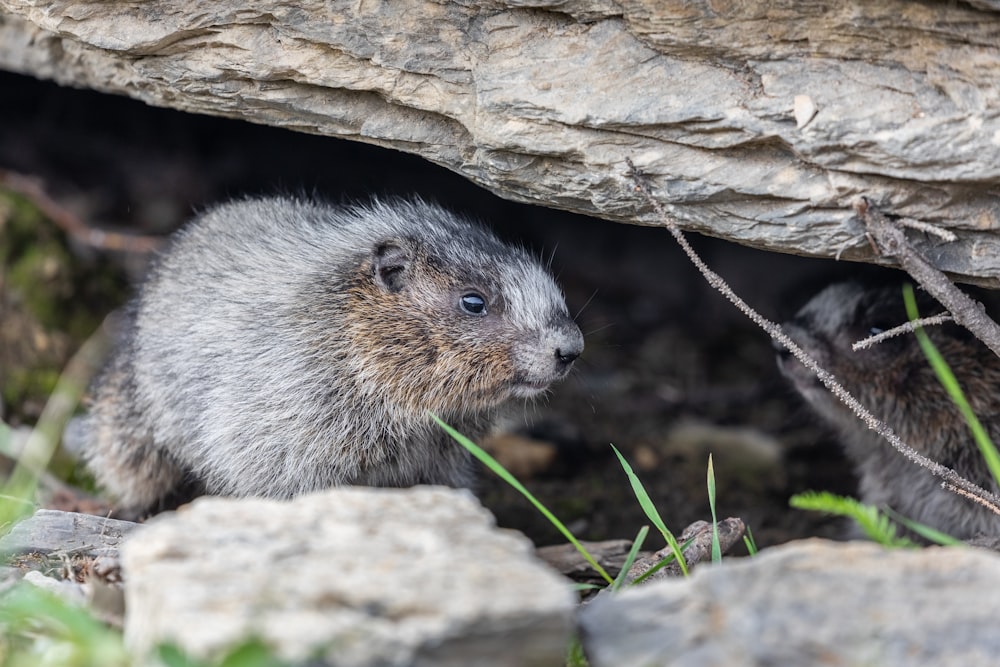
777, 281, 1000, 539
83, 196, 583, 516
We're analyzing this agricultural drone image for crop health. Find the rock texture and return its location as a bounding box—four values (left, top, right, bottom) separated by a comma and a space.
2, 2, 1000, 283
121, 487, 575, 667
580, 538, 1000, 667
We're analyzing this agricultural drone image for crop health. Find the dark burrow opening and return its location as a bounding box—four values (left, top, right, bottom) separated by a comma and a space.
2, 71, 902, 549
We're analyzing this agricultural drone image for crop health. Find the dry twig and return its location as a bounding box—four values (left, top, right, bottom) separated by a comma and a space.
624, 159, 1000, 517
896, 217, 957, 242
858, 198, 1000, 359
851, 314, 953, 351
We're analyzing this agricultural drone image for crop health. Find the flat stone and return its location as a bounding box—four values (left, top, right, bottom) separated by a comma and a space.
580, 539, 1000, 667
0, 508, 138, 559
122, 486, 575, 666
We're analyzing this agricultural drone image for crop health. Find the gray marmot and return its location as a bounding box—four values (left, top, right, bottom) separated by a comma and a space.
82, 196, 583, 517
777, 281, 1000, 539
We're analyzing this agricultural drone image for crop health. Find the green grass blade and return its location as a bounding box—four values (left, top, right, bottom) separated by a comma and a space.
884, 508, 964, 547
742, 525, 759, 556
573, 583, 605, 592
610, 444, 689, 576
707, 454, 721, 563
902, 284, 1000, 487
610, 525, 648, 592
630, 536, 695, 585
629, 556, 673, 585
431, 413, 614, 585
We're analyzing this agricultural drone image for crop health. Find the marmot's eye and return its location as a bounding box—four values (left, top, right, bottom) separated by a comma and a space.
460, 293, 487, 316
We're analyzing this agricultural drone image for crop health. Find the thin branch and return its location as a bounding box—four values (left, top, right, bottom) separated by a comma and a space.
897, 217, 957, 242
852, 314, 954, 351
944, 483, 1000, 515
858, 198, 1000, 359
0, 169, 164, 254
624, 159, 1000, 516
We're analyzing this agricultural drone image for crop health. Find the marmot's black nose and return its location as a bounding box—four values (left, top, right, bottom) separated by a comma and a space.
557, 346, 582, 365
551, 318, 584, 369
555, 331, 584, 367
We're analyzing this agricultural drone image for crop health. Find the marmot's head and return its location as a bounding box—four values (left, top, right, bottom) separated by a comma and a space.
337, 199, 583, 415
776, 282, 983, 429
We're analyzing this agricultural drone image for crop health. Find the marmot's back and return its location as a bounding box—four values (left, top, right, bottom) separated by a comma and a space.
778, 281, 1000, 538
84, 197, 583, 516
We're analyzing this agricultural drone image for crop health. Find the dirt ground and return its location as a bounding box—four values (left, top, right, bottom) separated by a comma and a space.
1, 72, 884, 550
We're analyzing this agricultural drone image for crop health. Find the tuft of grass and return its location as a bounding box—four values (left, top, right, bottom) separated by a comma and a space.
791, 490, 963, 547
0, 582, 130, 667
434, 415, 700, 585
0, 581, 293, 667
902, 283, 1000, 488
789, 491, 915, 547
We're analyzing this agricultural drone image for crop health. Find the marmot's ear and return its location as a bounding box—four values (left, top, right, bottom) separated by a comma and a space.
373, 240, 412, 293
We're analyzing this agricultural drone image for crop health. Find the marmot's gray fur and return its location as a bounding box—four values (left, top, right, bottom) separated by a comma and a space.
83, 196, 583, 516
778, 282, 1000, 539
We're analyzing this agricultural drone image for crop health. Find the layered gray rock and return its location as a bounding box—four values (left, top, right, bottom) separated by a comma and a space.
580, 538, 1000, 667
121, 486, 575, 667
0, 508, 137, 559
2, 2, 1000, 283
